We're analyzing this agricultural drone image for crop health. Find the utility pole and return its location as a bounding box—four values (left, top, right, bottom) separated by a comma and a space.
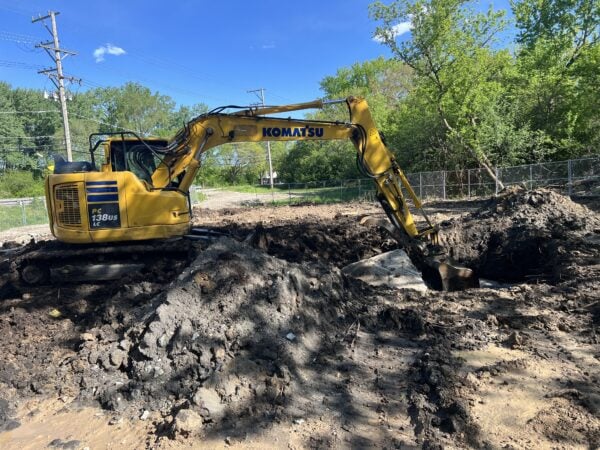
248, 88, 274, 189
32, 11, 80, 162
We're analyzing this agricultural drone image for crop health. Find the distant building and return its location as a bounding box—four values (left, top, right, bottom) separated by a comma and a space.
259, 171, 278, 185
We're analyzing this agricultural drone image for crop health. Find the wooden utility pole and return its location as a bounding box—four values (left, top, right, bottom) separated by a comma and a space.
32, 11, 80, 161
248, 88, 274, 189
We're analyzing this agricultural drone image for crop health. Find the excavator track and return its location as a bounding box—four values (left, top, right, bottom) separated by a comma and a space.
1, 239, 200, 290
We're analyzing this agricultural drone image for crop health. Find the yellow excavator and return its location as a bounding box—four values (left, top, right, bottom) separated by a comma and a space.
46, 96, 435, 244
16, 96, 474, 289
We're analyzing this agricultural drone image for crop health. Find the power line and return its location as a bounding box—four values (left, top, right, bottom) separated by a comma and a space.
0, 3, 35, 17
0, 110, 59, 114
0, 59, 45, 70
0, 135, 61, 139
69, 112, 131, 132
0, 30, 40, 44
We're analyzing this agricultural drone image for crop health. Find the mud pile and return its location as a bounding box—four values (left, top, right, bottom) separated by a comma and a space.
72, 237, 359, 435
441, 188, 600, 283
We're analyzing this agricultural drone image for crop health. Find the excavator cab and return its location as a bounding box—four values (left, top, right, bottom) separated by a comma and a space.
44, 132, 191, 244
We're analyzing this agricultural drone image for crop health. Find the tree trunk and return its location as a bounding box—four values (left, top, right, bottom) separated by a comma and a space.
440, 116, 505, 191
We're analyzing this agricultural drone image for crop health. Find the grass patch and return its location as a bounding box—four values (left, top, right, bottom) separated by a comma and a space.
0, 198, 49, 232
190, 190, 208, 203
221, 184, 286, 194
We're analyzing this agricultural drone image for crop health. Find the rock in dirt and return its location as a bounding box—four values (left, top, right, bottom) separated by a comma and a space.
285, 332, 296, 341
342, 249, 427, 292
47, 438, 85, 450
504, 331, 525, 349
173, 409, 202, 436
193, 387, 225, 420
80, 333, 95, 342
0, 398, 19, 432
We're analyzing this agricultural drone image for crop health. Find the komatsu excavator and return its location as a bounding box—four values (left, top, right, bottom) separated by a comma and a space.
13, 96, 475, 290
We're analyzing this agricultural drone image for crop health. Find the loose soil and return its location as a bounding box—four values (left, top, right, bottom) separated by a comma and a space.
0, 191, 598, 449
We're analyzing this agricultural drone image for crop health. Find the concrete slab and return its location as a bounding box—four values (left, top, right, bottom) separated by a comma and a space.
342, 249, 428, 292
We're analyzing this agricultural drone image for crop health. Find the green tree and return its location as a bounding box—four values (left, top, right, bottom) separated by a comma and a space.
0, 82, 27, 169
278, 140, 360, 183
277, 58, 410, 183
95, 82, 176, 136
511, 0, 600, 158
320, 57, 412, 128
370, 0, 515, 182
167, 103, 209, 135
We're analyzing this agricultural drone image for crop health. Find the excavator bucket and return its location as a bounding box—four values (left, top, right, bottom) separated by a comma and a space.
359, 216, 479, 291
422, 256, 479, 291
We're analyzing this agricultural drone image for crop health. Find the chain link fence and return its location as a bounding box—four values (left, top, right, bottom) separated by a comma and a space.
404, 156, 599, 200
225, 156, 599, 205
1, 156, 598, 231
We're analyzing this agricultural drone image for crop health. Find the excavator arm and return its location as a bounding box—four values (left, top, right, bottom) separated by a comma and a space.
151, 96, 437, 242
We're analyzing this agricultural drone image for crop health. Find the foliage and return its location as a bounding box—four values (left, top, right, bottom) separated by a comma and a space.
0, 199, 49, 231
278, 140, 360, 183
370, 0, 515, 176
510, 0, 600, 159
276, 58, 406, 183
367, 0, 599, 171
2, 0, 599, 195
0, 170, 46, 198
93, 82, 175, 136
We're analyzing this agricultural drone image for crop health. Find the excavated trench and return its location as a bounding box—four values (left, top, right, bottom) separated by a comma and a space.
216, 187, 600, 291
440, 187, 600, 284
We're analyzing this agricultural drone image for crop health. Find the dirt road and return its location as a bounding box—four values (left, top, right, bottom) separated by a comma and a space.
0, 192, 598, 449
199, 188, 291, 209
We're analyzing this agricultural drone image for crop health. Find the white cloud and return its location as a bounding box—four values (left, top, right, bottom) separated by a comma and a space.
373, 21, 413, 43
261, 43, 276, 49
93, 43, 126, 63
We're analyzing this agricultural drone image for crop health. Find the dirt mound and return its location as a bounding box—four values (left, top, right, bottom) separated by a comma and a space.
221, 215, 398, 268
441, 188, 600, 283
72, 237, 359, 435
2, 199, 599, 448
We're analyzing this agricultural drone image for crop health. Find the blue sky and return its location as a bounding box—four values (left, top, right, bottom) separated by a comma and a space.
0, 0, 514, 110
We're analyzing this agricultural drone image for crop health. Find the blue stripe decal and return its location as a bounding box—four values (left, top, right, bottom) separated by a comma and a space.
87, 194, 119, 202
86, 180, 118, 186
86, 187, 118, 193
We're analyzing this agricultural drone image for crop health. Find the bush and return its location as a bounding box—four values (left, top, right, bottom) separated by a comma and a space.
0, 170, 46, 198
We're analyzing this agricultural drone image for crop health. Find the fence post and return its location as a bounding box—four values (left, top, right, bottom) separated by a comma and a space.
20, 200, 26, 225
442, 171, 446, 200
419, 172, 423, 199
358, 179, 361, 200
467, 169, 471, 199
288, 183, 291, 204
529, 165, 533, 190
495, 167, 499, 195
339, 180, 343, 202
567, 159, 573, 196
